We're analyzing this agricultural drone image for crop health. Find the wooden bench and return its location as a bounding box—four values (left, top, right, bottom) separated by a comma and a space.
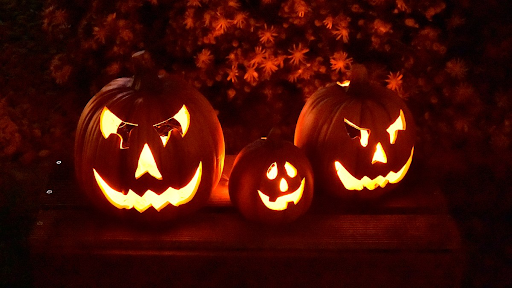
30, 156, 464, 287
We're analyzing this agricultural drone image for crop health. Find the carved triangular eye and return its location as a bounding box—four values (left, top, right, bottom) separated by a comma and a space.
100, 107, 137, 149
344, 121, 360, 139
154, 105, 190, 147
344, 119, 370, 147
386, 109, 406, 144
116, 122, 137, 149
154, 118, 182, 146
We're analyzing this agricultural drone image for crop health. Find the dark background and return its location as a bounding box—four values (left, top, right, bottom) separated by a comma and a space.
1, 0, 511, 286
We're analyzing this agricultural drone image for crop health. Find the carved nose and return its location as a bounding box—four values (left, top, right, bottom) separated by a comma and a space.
279, 178, 289, 192
372, 142, 388, 164
135, 143, 163, 180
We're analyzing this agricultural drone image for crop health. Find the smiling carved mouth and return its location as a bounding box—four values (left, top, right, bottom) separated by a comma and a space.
334, 147, 414, 191
92, 162, 202, 212
257, 178, 305, 211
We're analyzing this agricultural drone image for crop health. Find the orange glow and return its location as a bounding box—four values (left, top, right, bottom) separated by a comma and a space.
387, 109, 406, 144
156, 105, 191, 146
372, 142, 387, 164
344, 118, 370, 147
99, 107, 137, 149
279, 178, 289, 192
93, 162, 202, 212
267, 162, 278, 180
284, 162, 297, 177
337, 80, 350, 87
258, 178, 305, 211
334, 147, 414, 190
100, 107, 123, 139
135, 144, 163, 180
173, 105, 190, 136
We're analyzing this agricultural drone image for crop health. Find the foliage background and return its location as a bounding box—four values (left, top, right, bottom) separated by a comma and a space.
1, 0, 511, 286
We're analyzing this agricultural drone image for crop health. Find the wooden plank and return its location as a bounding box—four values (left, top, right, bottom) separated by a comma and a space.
30, 155, 464, 287
30, 208, 464, 288
30, 210, 460, 253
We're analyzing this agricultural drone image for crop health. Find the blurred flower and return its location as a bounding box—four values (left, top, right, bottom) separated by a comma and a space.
373, 19, 392, 35
183, 9, 196, 29
396, 0, 409, 12
405, 18, 419, 28
288, 43, 309, 66
93, 26, 108, 44
232, 12, 248, 28
195, 49, 214, 69
213, 14, 231, 34
288, 69, 302, 83
425, 2, 446, 21
294, 0, 309, 18
323, 16, 334, 29
50, 54, 72, 84
227, 65, 239, 83
332, 24, 350, 43
227, 88, 236, 100
330, 52, 352, 73
187, 0, 202, 7
203, 10, 215, 27
244, 66, 259, 85
454, 83, 475, 103
445, 58, 468, 79
259, 25, 278, 45
227, 0, 241, 9
260, 56, 279, 78
249, 46, 266, 67
52, 9, 68, 26
386, 71, 403, 92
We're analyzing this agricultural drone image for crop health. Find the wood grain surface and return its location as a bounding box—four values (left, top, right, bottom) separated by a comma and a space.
30, 156, 465, 288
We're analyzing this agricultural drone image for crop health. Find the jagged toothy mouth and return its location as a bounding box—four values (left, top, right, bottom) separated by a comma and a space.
93, 162, 202, 212
334, 148, 414, 191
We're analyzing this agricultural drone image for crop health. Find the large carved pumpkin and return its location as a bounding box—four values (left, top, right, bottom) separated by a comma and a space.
294, 65, 415, 199
75, 51, 225, 221
229, 129, 314, 224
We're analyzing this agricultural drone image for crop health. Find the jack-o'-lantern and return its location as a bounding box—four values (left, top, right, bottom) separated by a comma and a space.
294, 65, 415, 199
229, 129, 314, 224
75, 51, 225, 222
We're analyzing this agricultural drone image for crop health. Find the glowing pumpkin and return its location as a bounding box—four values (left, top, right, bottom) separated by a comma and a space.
294, 65, 415, 199
229, 129, 314, 224
75, 51, 225, 221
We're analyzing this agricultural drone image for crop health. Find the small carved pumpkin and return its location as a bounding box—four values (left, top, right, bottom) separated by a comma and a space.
229, 129, 314, 224
294, 65, 415, 199
75, 51, 225, 221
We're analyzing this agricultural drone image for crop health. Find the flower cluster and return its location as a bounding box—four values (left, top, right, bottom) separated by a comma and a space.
40, 0, 510, 163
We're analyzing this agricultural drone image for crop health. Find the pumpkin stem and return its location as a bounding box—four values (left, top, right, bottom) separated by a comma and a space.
347, 64, 369, 94
131, 51, 163, 92
267, 127, 282, 141
349, 64, 368, 85
265, 127, 286, 149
